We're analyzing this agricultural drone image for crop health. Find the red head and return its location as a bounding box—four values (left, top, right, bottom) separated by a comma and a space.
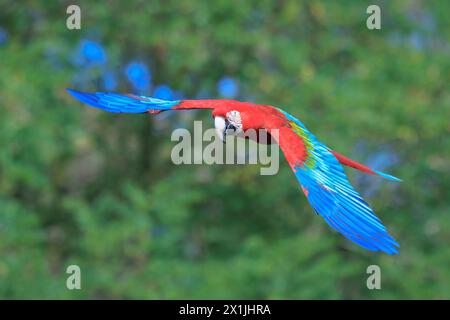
211, 101, 284, 142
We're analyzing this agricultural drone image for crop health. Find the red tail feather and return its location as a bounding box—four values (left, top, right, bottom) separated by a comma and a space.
330, 150, 401, 182
330, 151, 376, 175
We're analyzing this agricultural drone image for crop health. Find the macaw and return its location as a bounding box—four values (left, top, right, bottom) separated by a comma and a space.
67, 88, 401, 254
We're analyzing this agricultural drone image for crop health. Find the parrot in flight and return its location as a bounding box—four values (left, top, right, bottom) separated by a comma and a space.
67, 88, 401, 254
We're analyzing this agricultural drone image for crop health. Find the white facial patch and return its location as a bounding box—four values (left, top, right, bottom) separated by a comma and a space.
214, 116, 226, 141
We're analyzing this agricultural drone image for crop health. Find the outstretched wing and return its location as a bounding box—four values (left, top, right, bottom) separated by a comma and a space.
272, 109, 399, 254
67, 89, 218, 114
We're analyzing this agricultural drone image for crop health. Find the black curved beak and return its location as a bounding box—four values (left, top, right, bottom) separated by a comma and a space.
222, 119, 237, 144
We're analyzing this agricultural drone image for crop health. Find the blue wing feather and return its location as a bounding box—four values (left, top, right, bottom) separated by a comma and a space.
67, 88, 180, 113
277, 109, 399, 254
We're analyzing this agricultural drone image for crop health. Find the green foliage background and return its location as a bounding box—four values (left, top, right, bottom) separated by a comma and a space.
0, 0, 449, 299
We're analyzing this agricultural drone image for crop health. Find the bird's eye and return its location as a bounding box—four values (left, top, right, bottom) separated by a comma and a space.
226, 110, 242, 132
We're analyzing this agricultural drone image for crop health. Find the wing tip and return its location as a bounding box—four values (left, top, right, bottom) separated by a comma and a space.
66, 88, 81, 100
379, 245, 400, 255
381, 240, 400, 255
366, 234, 400, 254
66, 87, 86, 98
66, 88, 101, 109
66, 88, 181, 113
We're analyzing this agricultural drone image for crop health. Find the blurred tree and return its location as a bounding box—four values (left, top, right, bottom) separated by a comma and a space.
0, 0, 449, 299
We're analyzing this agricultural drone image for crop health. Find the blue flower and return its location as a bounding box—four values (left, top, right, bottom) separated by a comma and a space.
153, 85, 174, 100
81, 40, 106, 64
125, 62, 151, 91
102, 71, 118, 91
0, 27, 8, 46
218, 77, 239, 98
73, 39, 107, 66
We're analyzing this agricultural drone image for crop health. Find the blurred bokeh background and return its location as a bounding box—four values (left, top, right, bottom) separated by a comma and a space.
0, 0, 449, 299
